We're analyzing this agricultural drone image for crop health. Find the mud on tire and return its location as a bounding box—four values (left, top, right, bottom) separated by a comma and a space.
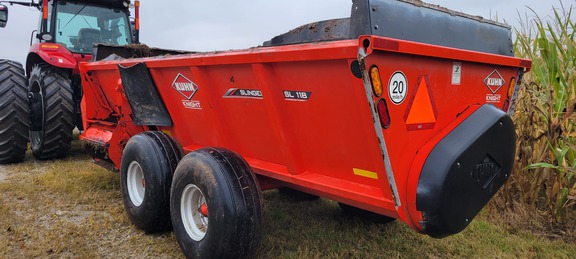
28, 63, 74, 160
0, 60, 29, 164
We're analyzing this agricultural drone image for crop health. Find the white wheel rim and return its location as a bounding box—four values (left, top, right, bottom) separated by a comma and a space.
181, 184, 208, 241
127, 161, 145, 207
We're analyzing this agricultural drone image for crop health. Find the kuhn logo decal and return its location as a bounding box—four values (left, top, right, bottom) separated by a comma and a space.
484, 70, 505, 94
172, 73, 198, 100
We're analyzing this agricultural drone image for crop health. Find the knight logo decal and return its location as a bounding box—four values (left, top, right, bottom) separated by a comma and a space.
484, 70, 505, 94
172, 73, 199, 100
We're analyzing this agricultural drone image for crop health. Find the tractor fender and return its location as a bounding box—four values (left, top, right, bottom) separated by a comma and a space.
26, 43, 77, 76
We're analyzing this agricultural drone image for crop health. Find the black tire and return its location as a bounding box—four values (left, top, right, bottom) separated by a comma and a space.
171, 147, 262, 258
120, 131, 181, 233
338, 202, 396, 224
28, 63, 74, 160
0, 60, 29, 164
278, 187, 320, 201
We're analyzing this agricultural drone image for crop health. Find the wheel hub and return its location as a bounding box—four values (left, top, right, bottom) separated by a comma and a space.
28, 91, 44, 131
181, 184, 208, 241
127, 161, 145, 207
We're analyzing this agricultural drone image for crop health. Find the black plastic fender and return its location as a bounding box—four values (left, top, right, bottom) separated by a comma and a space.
416, 104, 515, 238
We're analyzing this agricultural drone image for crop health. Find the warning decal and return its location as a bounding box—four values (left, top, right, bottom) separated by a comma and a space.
452, 62, 462, 85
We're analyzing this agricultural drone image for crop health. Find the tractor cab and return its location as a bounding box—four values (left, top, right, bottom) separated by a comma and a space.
0, 0, 137, 54
45, 1, 133, 53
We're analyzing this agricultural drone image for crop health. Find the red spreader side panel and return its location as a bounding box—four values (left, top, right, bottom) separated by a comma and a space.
81, 40, 399, 217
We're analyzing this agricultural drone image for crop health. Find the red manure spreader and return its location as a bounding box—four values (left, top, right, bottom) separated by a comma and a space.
13, 0, 535, 257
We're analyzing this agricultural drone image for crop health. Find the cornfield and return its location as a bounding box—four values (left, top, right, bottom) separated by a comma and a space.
500, 2, 575, 223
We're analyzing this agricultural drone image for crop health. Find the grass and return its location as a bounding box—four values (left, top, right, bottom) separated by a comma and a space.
0, 140, 575, 258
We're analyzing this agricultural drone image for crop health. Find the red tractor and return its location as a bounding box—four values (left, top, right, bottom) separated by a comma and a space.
0, 0, 139, 163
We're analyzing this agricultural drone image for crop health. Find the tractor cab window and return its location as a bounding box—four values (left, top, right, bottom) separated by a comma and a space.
54, 2, 131, 54
0, 5, 7, 28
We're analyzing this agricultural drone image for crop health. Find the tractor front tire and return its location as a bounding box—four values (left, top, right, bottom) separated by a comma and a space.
28, 63, 74, 160
170, 147, 263, 258
0, 60, 29, 164
120, 131, 181, 233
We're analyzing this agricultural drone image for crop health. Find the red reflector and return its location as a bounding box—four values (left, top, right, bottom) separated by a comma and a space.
199, 203, 208, 217
43, 0, 48, 19
377, 99, 391, 129
135, 1, 140, 30
373, 38, 400, 51
502, 99, 510, 112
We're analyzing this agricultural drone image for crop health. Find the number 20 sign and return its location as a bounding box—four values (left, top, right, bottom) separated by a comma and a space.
388, 71, 408, 105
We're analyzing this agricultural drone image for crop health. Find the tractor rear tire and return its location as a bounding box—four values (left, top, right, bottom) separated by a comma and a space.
28, 63, 74, 160
0, 60, 29, 164
170, 147, 263, 258
120, 131, 181, 233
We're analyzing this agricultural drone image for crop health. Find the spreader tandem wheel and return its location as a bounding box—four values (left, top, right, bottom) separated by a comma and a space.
28, 63, 74, 160
0, 60, 29, 164
170, 147, 263, 258
120, 131, 181, 232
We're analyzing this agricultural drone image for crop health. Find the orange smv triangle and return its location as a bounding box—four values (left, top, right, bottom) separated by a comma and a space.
406, 78, 436, 125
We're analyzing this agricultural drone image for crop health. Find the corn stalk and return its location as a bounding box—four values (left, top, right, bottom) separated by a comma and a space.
508, 2, 576, 222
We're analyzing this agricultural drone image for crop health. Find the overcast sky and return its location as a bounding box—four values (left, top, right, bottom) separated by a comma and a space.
0, 0, 571, 66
